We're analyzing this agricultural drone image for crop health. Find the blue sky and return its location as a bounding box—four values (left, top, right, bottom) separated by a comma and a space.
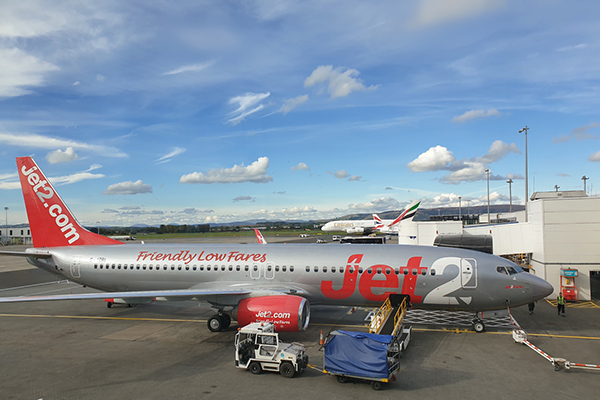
1, 0, 599, 227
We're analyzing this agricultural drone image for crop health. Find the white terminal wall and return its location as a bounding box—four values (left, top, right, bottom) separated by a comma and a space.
402, 195, 600, 300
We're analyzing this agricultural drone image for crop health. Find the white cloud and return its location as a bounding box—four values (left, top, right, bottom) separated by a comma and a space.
156, 147, 186, 163
291, 162, 309, 171
329, 169, 349, 179
452, 109, 501, 123
0, 173, 20, 190
0, 131, 127, 157
478, 140, 520, 164
103, 180, 153, 195
406, 145, 456, 172
46, 147, 79, 164
589, 151, 600, 162
0, 1, 76, 38
408, 141, 520, 183
552, 123, 600, 143
410, 0, 505, 29
304, 65, 377, 99
162, 61, 216, 76
233, 196, 254, 202
278, 95, 309, 114
180, 157, 273, 184
50, 165, 105, 186
96, 74, 106, 82
0, 48, 59, 97
557, 43, 587, 52
227, 92, 270, 125
348, 197, 403, 212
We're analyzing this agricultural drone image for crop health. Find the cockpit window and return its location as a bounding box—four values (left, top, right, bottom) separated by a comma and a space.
506, 266, 520, 275
497, 266, 523, 275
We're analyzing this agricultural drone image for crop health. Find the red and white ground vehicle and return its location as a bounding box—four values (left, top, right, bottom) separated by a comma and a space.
234, 323, 309, 378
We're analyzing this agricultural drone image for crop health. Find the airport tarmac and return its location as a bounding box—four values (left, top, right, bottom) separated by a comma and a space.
1, 238, 599, 399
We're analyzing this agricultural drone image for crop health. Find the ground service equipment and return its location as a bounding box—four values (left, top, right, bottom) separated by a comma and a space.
234, 322, 309, 378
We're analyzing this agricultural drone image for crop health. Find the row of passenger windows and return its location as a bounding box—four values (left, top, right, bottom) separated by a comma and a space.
94, 264, 296, 272
93, 263, 429, 276
304, 266, 428, 276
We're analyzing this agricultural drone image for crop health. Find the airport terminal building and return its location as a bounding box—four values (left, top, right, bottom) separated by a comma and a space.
401, 191, 600, 301
0, 227, 32, 245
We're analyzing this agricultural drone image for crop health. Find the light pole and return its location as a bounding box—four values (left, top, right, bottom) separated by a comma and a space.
519, 126, 529, 222
582, 176, 589, 194
506, 179, 513, 213
485, 169, 491, 224
458, 196, 462, 222
4, 207, 8, 243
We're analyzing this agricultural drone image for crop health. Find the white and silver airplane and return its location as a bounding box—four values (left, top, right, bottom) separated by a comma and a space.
0, 157, 553, 333
321, 201, 420, 235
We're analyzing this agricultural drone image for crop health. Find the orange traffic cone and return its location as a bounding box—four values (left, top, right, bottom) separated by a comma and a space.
319, 330, 324, 345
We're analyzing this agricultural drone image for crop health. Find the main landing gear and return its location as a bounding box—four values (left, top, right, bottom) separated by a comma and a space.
207, 312, 231, 332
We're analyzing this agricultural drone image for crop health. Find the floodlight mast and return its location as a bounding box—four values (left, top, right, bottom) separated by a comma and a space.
519, 126, 529, 222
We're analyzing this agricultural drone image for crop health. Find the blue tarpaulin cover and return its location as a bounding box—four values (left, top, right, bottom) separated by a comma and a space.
324, 330, 394, 379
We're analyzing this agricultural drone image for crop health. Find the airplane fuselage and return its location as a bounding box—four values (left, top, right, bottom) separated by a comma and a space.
27, 243, 551, 312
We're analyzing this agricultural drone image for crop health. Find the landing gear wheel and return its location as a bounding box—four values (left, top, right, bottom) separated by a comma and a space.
207, 315, 224, 332
279, 362, 295, 378
106, 301, 113, 309
221, 313, 231, 329
472, 320, 485, 333
336, 376, 347, 383
371, 381, 382, 391
249, 362, 261, 375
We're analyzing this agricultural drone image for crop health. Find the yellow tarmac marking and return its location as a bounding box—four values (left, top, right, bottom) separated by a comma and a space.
2, 313, 600, 341
545, 299, 600, 309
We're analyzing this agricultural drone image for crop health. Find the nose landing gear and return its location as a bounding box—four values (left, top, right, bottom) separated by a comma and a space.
472, 318, 485, 333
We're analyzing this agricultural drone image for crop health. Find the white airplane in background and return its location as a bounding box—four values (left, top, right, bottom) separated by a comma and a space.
373, 200, 420, 234
0, 157, 553, 334
321, 201, 420, 235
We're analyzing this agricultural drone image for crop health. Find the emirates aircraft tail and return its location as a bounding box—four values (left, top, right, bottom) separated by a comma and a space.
387, 200, 420, 228
16, 157, 123, 248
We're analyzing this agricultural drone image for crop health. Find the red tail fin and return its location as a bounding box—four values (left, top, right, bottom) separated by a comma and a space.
16, 157, 122, 248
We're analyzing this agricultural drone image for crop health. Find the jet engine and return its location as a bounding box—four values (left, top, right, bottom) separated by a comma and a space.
346, 227, 365, 234
233, 295, 310, 332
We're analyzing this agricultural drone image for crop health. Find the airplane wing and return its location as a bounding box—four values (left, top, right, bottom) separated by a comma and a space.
0, 282, 312, 304
0, 288, 253, 303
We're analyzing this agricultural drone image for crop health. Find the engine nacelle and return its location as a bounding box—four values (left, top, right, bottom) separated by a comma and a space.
346, 227, 365, 234
234, 295, 310, 332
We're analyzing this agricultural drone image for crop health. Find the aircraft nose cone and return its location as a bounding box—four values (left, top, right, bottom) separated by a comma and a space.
532, 276, 554, 299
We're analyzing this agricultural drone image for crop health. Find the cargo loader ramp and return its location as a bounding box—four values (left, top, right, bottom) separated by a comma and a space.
369, 294, 409, 336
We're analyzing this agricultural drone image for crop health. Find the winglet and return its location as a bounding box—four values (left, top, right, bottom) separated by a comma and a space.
254, 229, 267, 244
16, 157, 123, 248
